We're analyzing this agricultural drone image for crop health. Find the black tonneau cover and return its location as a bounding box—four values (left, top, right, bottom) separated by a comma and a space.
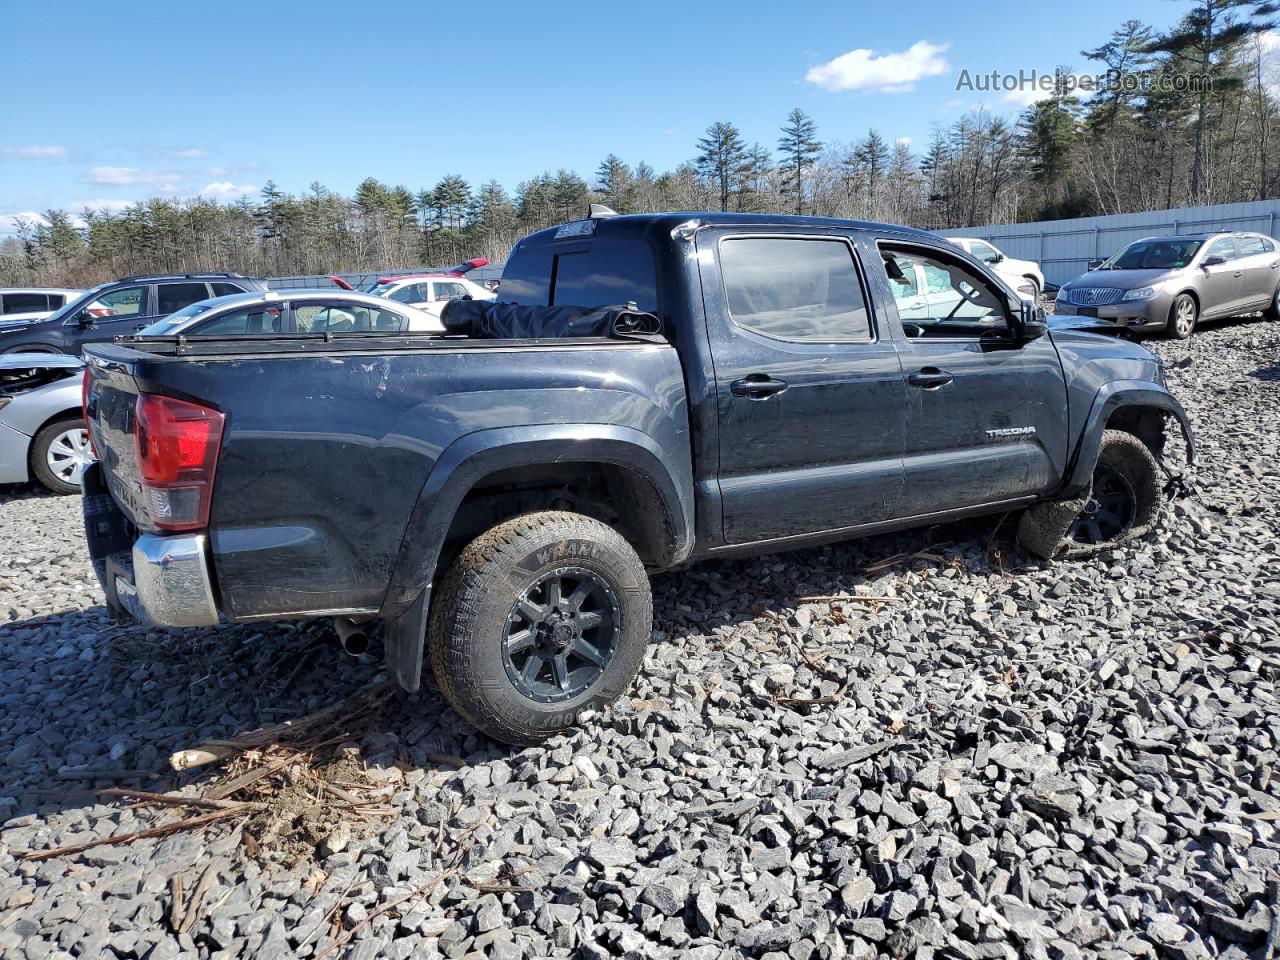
441, 300, 664, 341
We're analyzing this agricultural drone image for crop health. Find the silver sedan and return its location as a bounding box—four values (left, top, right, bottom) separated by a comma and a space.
0, 354, 90, 494
1054, 231, 1280, 339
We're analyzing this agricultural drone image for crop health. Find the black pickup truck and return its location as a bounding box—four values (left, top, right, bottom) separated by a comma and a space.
81, 212, 1193, 744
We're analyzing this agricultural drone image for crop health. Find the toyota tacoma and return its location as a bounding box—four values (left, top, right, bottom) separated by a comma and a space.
80, 211, 1193, 744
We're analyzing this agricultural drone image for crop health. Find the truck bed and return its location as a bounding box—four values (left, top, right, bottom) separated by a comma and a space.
84, 332, 690, 622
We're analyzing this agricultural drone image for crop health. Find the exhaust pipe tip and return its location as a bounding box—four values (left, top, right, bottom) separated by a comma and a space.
334, 617, 370, 657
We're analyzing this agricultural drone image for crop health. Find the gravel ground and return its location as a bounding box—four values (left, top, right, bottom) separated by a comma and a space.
1, 316, 1278, 960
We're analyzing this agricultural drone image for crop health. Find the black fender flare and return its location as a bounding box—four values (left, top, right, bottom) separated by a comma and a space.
379, 424, 694, 691
1061, 380, 1195, 498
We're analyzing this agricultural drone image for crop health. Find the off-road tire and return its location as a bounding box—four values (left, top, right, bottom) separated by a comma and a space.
30, 416, 88, 495
427, 510, 652, 745
1017, 430, 1164, 560
1166, 293, 1198, 339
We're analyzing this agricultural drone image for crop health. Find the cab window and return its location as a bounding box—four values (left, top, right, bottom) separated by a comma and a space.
719, 236, 872, 341
880, 246, 1010, 339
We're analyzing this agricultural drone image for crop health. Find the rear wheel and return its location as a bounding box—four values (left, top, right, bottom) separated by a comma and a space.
428, 511, 652, 745
1264, 284, 1280, 321
1017, 430, 1164, 560
30, 416, 92, 495
1166, 293, 1197, 339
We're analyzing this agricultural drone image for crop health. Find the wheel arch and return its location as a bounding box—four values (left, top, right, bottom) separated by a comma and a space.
1062, 382, 1194, 498
379, 424, 694, 691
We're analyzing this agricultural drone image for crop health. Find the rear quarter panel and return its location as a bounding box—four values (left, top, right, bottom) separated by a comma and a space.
135, 342, 689, 620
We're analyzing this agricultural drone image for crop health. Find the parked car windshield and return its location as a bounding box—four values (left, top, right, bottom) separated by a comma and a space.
136, 300, 219, 335
1100, 239, 1202, 270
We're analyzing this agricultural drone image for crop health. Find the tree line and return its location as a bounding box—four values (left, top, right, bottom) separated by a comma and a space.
4, 0, 1278, 288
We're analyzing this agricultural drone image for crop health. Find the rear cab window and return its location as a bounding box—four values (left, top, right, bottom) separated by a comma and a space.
501, 225, 658, 314
717, 236, 872, 341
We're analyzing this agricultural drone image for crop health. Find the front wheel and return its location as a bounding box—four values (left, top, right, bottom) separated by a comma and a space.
1166, 293, 1198, 339
1017, 430, 1165, 560
30, 416, 93, 495
428, 511, 652, 745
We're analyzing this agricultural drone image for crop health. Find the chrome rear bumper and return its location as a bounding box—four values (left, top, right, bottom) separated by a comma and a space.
129, 533, 220, 627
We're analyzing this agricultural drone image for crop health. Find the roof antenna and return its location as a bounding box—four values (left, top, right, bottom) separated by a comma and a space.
589, 203, 619, 219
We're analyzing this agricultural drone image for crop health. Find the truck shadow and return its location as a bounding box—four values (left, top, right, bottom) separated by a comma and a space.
1, 513, 1017, 838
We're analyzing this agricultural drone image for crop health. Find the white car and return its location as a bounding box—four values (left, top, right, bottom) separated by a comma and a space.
945, 238, 1045, 300
357, 259, 497, 320
0, 288, 83, 327
137, 290, 445, 336
366, 274, 496, 319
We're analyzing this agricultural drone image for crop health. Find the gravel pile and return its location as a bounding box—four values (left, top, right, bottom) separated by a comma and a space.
1, 317, 1278, 960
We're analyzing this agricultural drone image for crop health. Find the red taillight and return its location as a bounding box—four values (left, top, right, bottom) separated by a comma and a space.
81, 368, 98, 455
133, 394, 224, 531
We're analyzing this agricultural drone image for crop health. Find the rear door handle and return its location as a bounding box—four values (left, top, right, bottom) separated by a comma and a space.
908, 367, 954, 389
730, 374, 788, 399
1234, 270, 1244, 278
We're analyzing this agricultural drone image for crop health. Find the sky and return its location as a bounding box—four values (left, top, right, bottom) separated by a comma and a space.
0, 0, 1193, 235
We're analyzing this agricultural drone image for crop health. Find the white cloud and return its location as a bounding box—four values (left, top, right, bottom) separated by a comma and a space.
171, 147, 207, 158
806, 41, 950, 93
199, 181, 258, 199
896, 136, 912, 148
3, 145, 67, 159
86, 166, 183, 188
1002, 85, 1052, 108
0, 210, 48, 233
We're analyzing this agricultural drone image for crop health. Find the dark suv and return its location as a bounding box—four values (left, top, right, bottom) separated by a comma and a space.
0, 274, 267, 355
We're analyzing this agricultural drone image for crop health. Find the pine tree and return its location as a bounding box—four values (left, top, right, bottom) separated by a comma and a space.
778, 108, 822, 215
594, 154, 634, 212
1142, 0, 1277, 201
695, 122, 749, 212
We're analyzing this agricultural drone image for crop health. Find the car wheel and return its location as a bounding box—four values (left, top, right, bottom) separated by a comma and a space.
428, 510, 652, 745
1265, 285, 1280, 321
30, 415, 93, 495
1017, 430, 1165, 560
1166, 293, 1197, 339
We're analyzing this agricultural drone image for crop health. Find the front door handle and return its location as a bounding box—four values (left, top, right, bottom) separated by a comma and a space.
908, 367, 954, 389
730, 374, 788, 399
1233, 270, 1243, 278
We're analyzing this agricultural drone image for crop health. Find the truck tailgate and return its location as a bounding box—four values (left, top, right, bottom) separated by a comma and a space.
83, 350, 151, 530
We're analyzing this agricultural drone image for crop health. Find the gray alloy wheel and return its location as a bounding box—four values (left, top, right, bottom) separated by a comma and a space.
1167, 293, 1197, 339
31, 417, 92, 494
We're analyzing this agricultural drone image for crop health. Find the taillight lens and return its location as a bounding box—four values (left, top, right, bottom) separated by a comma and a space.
81, 368, 98, 455
133, 394, 225, 531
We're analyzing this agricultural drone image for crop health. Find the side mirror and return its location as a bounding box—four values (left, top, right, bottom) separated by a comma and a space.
988, 253, 1004, 264
76, 311, 93, 328
1087, 259, 1103, 270
1019, 300, 1048, 340
1201, 256, 1226, 268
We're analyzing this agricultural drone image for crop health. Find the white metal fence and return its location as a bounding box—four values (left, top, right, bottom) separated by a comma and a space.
944, 199, 1280, 287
